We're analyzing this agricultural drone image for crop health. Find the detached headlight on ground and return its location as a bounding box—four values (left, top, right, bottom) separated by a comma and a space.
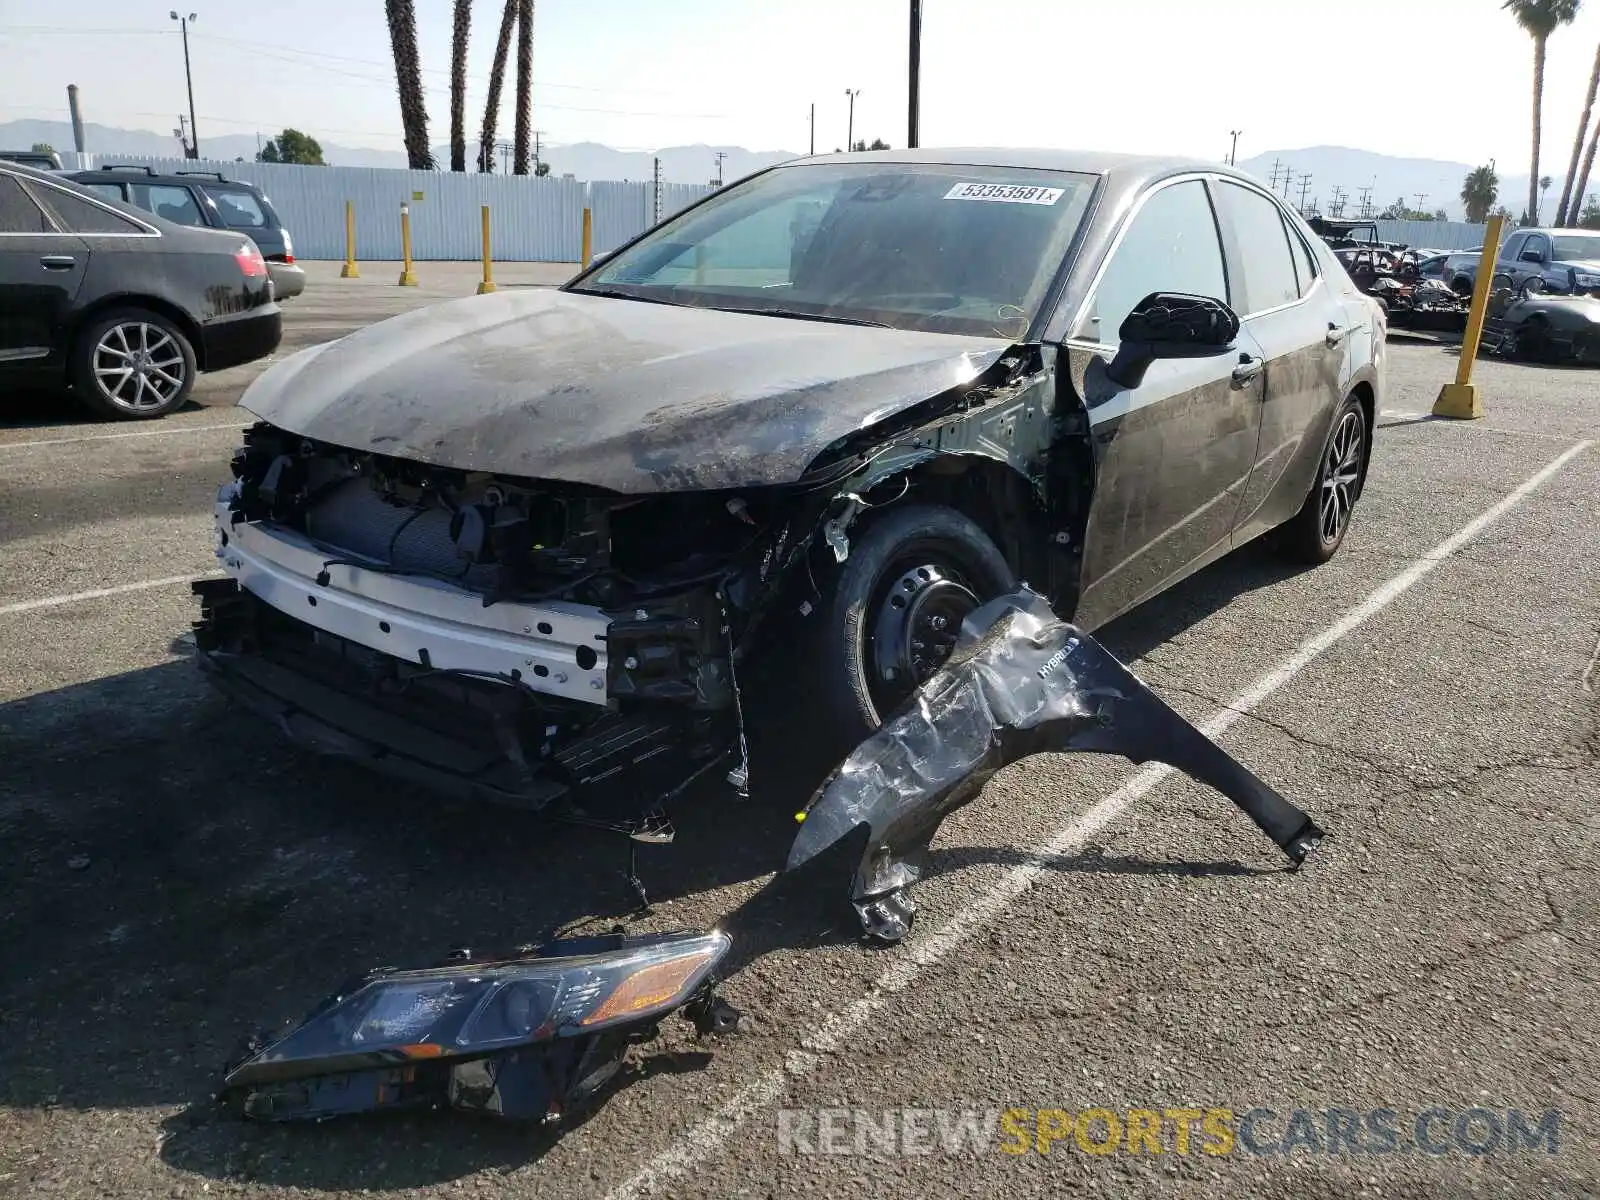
221, 930, 737, 1123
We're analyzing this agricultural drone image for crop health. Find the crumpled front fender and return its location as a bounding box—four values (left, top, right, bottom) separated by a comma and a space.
786, 587, 1324, 941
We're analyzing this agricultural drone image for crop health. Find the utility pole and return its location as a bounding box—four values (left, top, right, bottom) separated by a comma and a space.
1228, 129, 1241, 166
845, 88, 860, 152
1297, 173, 1313, 211
170, 11, 199, 159
533, 129, 543, 174
809, 103, 815, 155
1357, 183, 1374, 218
652, 156, 662, 224
1268, 158, 1283, 192
907, 0, 922, 149
498, 139, 512, 174
1413, 193, 1429, 216
1280, 163, 1293, 200
713, 150, 726, 186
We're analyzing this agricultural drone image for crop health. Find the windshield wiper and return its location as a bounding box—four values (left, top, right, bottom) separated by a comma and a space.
573, 284, 685, 307
710, 305, 893, 328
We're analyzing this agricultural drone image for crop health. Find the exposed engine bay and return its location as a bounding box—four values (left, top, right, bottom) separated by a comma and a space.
194, 390, 1061, 818
198, 421, 825, 811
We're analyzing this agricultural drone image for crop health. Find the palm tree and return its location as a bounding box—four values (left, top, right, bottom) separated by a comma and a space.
513, 0, 534, 174
1503, 0, 1582, 227
477, 0, 517, 171
1540, 173, 1553, 220
1575, 115, 1600, 216
1555, 42, 1600, 224
449, 0, 471, 172
1461, 165, 1500, 223
385, 0, 433, 170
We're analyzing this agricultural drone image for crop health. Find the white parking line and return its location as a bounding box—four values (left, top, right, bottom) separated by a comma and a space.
606, 435, 1593, 1200
0, 571, 224, 617
0, 422, 250, 451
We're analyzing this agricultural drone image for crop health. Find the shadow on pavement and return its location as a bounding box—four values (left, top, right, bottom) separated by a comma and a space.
0, 533, 1307, 1190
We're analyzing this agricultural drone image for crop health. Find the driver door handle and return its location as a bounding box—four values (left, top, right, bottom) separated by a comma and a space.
1231, 354, 1264, 388
39, 255, 77, 270
1325, 322, 1349, 347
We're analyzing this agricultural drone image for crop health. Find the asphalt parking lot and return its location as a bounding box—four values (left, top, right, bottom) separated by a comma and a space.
2, 270, 1597, 1200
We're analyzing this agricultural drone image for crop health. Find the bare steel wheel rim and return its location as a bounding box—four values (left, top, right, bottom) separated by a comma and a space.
867, 560, 979, 714
1318, 410, 1363, 546
92, 322, 185, 411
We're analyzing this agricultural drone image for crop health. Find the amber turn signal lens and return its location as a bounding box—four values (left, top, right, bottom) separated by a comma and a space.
580, 949, 716, 1026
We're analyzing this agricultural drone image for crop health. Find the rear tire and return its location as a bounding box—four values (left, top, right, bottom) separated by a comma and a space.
810, 503, 1016, 749
71, 307, 196, 420
1274, 396, 1367, 566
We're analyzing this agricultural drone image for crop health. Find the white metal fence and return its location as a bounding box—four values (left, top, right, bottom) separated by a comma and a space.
57, 152, 717, 262
1371, 219, 1487, 251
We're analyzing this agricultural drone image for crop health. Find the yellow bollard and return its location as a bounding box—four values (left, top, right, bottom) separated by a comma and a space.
397, 203, 419, 287
476, 205, 497, 295
1433, 213, 1507, 420
339, 200, 360, 278
581, 206, 593, 270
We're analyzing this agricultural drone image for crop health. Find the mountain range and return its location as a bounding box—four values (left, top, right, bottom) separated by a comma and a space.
6, 118, 1590, 221
0, 118, 796, 183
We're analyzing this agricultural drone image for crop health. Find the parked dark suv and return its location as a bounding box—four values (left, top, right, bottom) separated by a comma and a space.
66, 165, 305, 299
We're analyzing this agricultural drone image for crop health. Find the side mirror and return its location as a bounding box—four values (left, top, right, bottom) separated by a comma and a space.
1105, 292, 1240, 390
1519, 248, 1545, 264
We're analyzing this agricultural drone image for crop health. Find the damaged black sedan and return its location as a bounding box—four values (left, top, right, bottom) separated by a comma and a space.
195, 149, 1385, 814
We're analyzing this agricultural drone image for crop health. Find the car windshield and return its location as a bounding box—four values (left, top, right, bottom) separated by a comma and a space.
1551, 232, 1600, 260
571, 162, 1098, 338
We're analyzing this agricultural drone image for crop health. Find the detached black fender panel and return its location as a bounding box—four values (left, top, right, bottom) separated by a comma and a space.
786, 587, 1324, 941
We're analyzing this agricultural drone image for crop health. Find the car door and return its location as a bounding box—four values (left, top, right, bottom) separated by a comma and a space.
1212, 180, 1347, 543
0, 172, 88, 370
1520, 232, 1555, 289
1499, 231, 1528, 289
1063, 175, 1268, 631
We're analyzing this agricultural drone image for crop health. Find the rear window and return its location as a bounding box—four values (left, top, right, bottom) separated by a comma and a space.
28, 182, 147, 234
0, 174, 52, 232
202, 185, 268, 228
130, 184, 205, 226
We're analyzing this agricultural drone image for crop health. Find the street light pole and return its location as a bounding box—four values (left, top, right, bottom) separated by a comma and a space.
1229, 129, 1241, 166
809, 103, 815, 155
907, 0, 922, 149
170, 11, 199, 159
845, 88, 860, 152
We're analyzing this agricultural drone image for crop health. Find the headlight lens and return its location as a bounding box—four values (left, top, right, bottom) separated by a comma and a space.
226, 930, 730, 1086
1573, 271, 1600, 291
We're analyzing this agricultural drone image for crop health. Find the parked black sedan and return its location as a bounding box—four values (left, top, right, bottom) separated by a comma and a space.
0, 160, 282, 419
195, 149, 1384, 812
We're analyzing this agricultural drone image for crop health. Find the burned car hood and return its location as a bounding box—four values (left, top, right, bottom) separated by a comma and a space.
240, 288, 1012, 493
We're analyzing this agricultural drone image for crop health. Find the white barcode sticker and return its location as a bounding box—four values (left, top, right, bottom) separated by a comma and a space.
944, 181, 1064, 205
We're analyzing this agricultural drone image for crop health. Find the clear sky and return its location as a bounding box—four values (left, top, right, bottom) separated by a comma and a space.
4, 0, 1600, 167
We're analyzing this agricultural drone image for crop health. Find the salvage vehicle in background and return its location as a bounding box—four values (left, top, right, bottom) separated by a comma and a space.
0, 148, 63, 171
0, 160, 282, 418
66, 165, 306, 300
1483, 269, 1600, 363
1495, 227, 1600, 299
193, 149, 1384, 818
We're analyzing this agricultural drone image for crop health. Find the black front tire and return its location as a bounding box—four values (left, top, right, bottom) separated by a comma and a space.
71, 307, 196, 421
1275, 396, 1367, 565
811, 503, 1016, 748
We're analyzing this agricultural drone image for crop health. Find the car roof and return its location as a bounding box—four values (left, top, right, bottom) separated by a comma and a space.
777, 146, 1268, 195
66, 166, 259, 189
